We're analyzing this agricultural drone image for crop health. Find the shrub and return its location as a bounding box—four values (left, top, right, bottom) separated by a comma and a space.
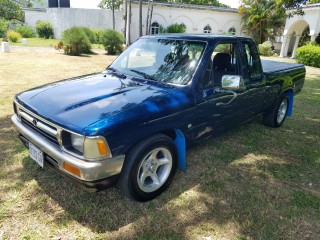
0, 18, 8, 38
54, 40, 64, 50
92, 29, 104, 43
100, 30, 124, 55
7, 30, 21, 43
36, 21, 54, 39
258, 41, 274, 56
78, 27, 96, 43
166, 23, 186, 33
62, 27, 91, 56
14, 25, 35, 38
296, 45, 320, 68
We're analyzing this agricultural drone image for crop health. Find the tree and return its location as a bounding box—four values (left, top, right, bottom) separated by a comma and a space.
239, 0, 285, 44
278, 0, 320, 16
0, 0, 43, 21
0, 0, 24, 21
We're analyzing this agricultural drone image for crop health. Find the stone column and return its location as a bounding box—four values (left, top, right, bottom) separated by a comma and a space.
1, 41, 10, 53
291, 35, 301, 59
310, 34, 317, 42
280, 35, 289, 58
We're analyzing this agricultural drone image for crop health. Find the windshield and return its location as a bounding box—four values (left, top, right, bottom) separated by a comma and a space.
109, 38, 206, 85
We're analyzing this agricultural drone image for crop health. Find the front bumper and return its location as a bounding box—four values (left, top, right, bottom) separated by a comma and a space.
11, 115, 125, 191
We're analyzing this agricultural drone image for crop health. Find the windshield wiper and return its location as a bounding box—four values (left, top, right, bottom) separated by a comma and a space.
130, 69, 174, 88
106, 67, 127, 79
129, 69, 157, 81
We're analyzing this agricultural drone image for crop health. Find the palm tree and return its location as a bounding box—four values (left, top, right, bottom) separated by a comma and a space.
239, 0, 285, 44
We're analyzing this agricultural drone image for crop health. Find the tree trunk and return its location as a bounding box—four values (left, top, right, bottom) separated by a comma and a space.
139, 0, 142, 37
146, 0, 151, 35
126, 0, 132, 46
124, 0, 127, 39
148, 0, 154, 34
112, 0, 115, 30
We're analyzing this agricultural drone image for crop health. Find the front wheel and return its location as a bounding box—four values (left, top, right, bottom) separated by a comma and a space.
117, 134, 177, 201
263, 94, 289, 128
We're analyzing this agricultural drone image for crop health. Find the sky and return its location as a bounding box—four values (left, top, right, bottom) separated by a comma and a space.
70, 0, 241, 9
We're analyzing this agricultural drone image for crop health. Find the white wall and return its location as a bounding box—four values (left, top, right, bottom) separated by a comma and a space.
284, 4, 320, 36
24, 9, 49, 27
129, 3, 242, 43
25, 8, 124, 39
47, 8, 123, 39
24, 3, 241, 41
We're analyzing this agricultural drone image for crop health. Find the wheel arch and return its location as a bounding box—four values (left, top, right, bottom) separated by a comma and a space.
123, 128, 187, 172
149, 129, 187, 172
280, 88, 294, 116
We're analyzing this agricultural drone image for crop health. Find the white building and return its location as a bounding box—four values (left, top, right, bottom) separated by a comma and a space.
129, 2, 242, 42
24, 1, 242, 42
280, 3, 320, 58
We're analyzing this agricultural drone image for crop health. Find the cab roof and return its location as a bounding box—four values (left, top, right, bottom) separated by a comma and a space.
141, 34, 252, 42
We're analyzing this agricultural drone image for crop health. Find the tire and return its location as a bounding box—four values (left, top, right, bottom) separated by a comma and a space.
117, 134, 178, 202
263, 93, 289, 128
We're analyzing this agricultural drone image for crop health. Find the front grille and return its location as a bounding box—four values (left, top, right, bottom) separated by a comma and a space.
21, 117, 59, 146
16, 107, 60, 146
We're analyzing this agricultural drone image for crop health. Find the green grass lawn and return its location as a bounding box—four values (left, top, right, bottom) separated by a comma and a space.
1, 37, 104, 49
0, 50, 319, 239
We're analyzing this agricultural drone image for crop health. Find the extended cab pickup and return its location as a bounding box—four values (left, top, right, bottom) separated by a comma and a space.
12, 35, 305, 201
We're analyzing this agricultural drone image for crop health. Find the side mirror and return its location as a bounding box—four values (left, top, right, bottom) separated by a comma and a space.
221, 75, 245, 91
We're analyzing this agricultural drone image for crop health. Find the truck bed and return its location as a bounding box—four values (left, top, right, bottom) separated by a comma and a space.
262, 60, 304, 75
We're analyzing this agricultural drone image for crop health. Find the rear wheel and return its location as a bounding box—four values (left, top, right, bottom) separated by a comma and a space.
117, 134, 177, 201
263, 94, 289, 128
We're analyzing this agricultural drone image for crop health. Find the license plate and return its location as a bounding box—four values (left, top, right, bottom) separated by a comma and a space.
29, 142, 44, 168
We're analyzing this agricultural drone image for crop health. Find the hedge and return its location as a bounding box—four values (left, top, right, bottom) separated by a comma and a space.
7, 30, 21, 43
296, 45, 320, 68
14, 25, 35, 38
62, 27, 91, 56
36, 21, 54, 39
100, 30, 124, 55
258, 41, 274, 56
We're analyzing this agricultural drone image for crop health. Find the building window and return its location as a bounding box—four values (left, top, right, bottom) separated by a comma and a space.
151, 22, 160, 35
228, 27, 236, 35
203, 25, 211, 34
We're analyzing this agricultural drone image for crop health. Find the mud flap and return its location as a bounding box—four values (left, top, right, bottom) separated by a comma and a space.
174, 129, 186, 172
287, 90, 294, 117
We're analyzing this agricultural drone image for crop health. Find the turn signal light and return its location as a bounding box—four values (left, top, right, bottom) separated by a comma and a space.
63, 162, 81, 177
97, 140, 108, 155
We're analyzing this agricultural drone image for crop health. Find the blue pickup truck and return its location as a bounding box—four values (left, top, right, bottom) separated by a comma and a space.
12, 34, 305, 201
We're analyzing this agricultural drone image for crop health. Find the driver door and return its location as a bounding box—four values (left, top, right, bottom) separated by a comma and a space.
190, 40, 249, 142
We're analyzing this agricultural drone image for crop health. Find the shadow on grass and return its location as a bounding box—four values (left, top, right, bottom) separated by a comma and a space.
18, 118, 320, 239
1, 106, 319, 239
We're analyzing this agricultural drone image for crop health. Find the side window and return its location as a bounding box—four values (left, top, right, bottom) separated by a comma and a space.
242, 41, 262, 81
200, 42, 239, 89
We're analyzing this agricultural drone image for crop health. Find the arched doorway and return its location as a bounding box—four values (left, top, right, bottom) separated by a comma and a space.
280, 19, 309, 58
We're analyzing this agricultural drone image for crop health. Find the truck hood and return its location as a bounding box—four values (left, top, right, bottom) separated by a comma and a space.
16, 73, 189, 133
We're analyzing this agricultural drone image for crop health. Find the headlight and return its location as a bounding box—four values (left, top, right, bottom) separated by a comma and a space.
62, 131, 111, 160
71, 134, 84, 154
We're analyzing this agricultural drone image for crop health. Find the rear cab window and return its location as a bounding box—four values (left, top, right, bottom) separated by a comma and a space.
241, 41, 263, 82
